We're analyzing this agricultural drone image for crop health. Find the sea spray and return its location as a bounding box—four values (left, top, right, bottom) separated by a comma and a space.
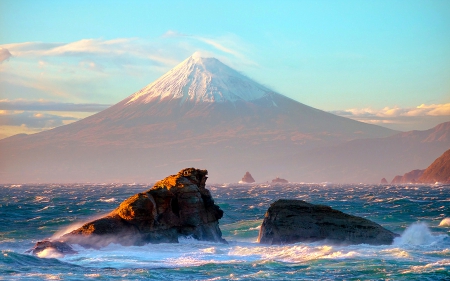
394, 222, 439, 246
51, 213, 108, 239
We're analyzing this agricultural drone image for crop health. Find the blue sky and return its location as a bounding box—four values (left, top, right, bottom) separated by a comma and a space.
0, 0, 449, 138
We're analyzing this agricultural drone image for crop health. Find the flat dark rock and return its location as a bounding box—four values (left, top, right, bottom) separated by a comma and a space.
258, 199, 398, 245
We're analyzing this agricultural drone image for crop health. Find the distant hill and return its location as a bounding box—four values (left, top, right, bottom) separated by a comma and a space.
390, 169, 425, 184
419, 148, 450, 184
290, 121, 450, 183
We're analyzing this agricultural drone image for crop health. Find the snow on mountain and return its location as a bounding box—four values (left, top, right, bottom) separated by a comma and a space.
125, 55, 273, 105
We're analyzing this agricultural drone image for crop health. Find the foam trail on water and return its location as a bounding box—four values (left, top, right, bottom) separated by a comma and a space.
394, 222, 440, 246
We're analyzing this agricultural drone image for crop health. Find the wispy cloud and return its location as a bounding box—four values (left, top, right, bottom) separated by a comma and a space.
162, 30, 256, 65
331, 103, 450, 131
1, 38, 175, 66
0, 99, 111, 112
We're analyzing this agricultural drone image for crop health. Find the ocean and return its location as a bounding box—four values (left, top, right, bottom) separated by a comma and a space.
0, 183, 449, 280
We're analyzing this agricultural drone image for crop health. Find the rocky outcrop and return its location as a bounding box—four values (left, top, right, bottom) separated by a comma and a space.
258, 199, 398, 245
240, 172, 255, 183
390, 175, 403, 184
29, 168, 225, 255
271, 177, 288, 184
27, 240, 77, 256
419, 148, 450, 183
380, 178, 388, 184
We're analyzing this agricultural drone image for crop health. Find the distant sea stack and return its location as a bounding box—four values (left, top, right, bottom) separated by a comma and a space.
258, 199, 398, 245
240, 172, 255, 183
30, 168, 225, 255
271, 177, 288, 184
419, 148, 450, 183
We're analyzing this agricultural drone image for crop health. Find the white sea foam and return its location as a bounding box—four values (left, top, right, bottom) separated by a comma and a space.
401, 259, 450, 274
229, 244, 359, 263
98, 198, 116, 203
37, 248, 64, 259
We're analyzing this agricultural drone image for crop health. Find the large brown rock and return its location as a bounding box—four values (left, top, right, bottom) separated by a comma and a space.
258, 199, 398, 245
30, 168, 225, 253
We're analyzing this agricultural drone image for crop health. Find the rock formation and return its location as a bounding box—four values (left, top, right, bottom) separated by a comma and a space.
390, 175, 403, 184
28, 240, 77, 256
419, 148, 450, 184
30, 168, 225, 255
271, 177, 288, 184
258, 199, 398, 245
390, 169, 425, 184
240, 172, 255, 183
380, 178, 388, 184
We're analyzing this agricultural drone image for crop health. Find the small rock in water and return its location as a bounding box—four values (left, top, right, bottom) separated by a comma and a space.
241, 172, 255, 183
271, 177, 288, 184
28, 240, 77, 256
258, 199, 398, 245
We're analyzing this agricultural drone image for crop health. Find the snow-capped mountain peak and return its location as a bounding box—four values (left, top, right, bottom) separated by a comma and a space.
125, 55, 274, 105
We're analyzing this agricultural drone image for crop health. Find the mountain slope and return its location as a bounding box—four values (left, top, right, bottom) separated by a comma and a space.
419, 148, 450, 183
0, 55, 398, 183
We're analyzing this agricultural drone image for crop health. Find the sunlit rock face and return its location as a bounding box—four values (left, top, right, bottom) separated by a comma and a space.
258, 199, 398, 245
419, 148, 450, 184
29, 168, 225, 254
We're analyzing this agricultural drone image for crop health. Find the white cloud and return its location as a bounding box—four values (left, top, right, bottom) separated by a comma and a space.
331, 103, 450, 131
0, 99, 110, 112
0, 110, 78, 128
333, 103, 450, 119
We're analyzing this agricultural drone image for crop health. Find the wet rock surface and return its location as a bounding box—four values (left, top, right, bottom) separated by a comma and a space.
28, 240, 77, 256
258, 199, 398, 245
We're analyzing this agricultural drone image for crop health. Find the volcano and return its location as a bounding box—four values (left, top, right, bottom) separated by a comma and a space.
0, 55, 397, 183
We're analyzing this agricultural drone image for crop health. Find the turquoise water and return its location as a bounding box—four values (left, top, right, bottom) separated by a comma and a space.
1, 183, 449, 280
